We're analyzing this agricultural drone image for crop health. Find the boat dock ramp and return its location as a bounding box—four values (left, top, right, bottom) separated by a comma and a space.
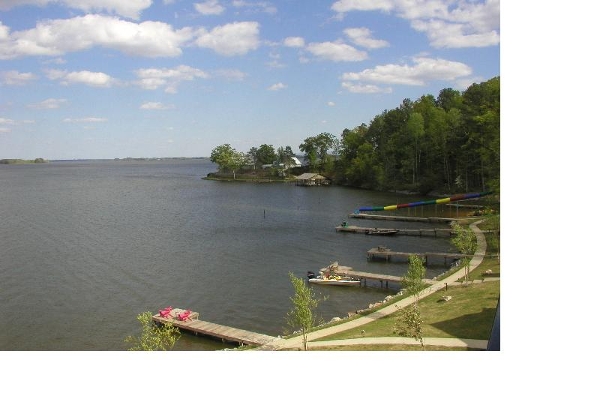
152, 309, 277, 347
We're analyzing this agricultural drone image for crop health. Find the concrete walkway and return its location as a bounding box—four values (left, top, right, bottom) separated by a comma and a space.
258, 220, 490, 351
305, 336, 488, 350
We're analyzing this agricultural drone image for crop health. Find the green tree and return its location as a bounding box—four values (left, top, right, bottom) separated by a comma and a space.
210, 144, 246, 179
459, 77, 500, 192
436, 88, 462, 112
406, 112, 424, 185
277, 145, 296, 169
256, 144, 277, 166
285, 272, 324, 351
299, 132, 336, 171
333, 77, 498, 194
451, 222, 478, 281
124, 311, 181, 351
247, 147, 258, 170
346, 142, 383, 189
403, 254, 427, 302
394, 303, 424, 349
394, 254, 426, 348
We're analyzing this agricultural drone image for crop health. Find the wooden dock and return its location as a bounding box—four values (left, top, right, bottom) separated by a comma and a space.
319, 264, 434, 289
152, 309, 277, 346
336, 225, 376, 233
349, 213, 465, 223
367, 246, 470, 266
336, 225, 453, 237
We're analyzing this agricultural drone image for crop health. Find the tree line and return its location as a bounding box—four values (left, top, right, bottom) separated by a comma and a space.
211, 76, 499, 194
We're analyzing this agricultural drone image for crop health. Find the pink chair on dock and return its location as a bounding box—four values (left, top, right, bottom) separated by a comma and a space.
159, 306, 173, 318
177, 310, 192, 321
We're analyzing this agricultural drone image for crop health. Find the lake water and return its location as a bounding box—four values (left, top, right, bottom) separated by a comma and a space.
0, 159, 464, 350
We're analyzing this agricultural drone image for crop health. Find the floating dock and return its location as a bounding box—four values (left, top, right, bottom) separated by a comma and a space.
152, 309, 277, 347
318, 264, 435, 289
336, 225, 453, 237
367, 246, 470, 266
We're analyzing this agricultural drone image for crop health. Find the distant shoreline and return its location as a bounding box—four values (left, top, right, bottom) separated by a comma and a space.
0, 158, 48, 164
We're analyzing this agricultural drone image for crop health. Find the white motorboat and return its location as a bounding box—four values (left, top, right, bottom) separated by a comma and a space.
307, 271, 361, 286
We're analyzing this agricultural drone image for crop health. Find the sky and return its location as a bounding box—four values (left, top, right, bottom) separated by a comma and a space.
0, 0, 500, 160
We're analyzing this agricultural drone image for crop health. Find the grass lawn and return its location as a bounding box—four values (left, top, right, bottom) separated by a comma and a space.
309, 344, 471, 351
316, 279, 499, 341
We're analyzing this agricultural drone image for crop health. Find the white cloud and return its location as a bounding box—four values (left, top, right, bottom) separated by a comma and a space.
134, 65, 209, 93
0, 117, 16, 125
214, 69, 247, 81
343, 27, 389, 49
0, 117, 14, 133
0, 70, 37, 85
63, 117, 107, 122
341, 81, 392, 94
232, 1, 276, 15
46, 69, 115, 87
331, 0, 499, 49
194, 0, 225, 15
306, 41, 368, 62
195, 21, 260, 56
0, 14, 194, 60
331, 0, 395, 14
267, 82, 286, 91
266, 51, 284, 68
140, 102, 175, 110
28, 98, 68, 109
327, 101, 335, 106
0, 0, 152, 20
42, 57, 67, 65
341, 57, 472, 87
0, 21, 9, 40
411, 19, 499, 48
283, 36, 305, 48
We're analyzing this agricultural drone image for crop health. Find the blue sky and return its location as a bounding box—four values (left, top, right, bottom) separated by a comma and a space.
0, 0, 500, 160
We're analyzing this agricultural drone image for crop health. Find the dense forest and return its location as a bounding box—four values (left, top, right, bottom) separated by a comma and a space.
211, 76, 499, 195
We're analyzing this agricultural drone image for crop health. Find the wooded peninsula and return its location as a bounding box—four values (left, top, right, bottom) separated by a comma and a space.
210, 76, 499, 196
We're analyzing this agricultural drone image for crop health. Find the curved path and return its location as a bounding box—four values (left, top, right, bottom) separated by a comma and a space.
258, 220, 489, 350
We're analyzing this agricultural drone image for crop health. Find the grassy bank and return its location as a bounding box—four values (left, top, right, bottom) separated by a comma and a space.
317, 280, 499, 342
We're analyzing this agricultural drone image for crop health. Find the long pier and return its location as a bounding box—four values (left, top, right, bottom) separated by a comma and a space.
336, 224, 453, 237
152, 309, 277, 346
319, 264, 435, 289
367, 246, 470, 266
349, 213, 466, 223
